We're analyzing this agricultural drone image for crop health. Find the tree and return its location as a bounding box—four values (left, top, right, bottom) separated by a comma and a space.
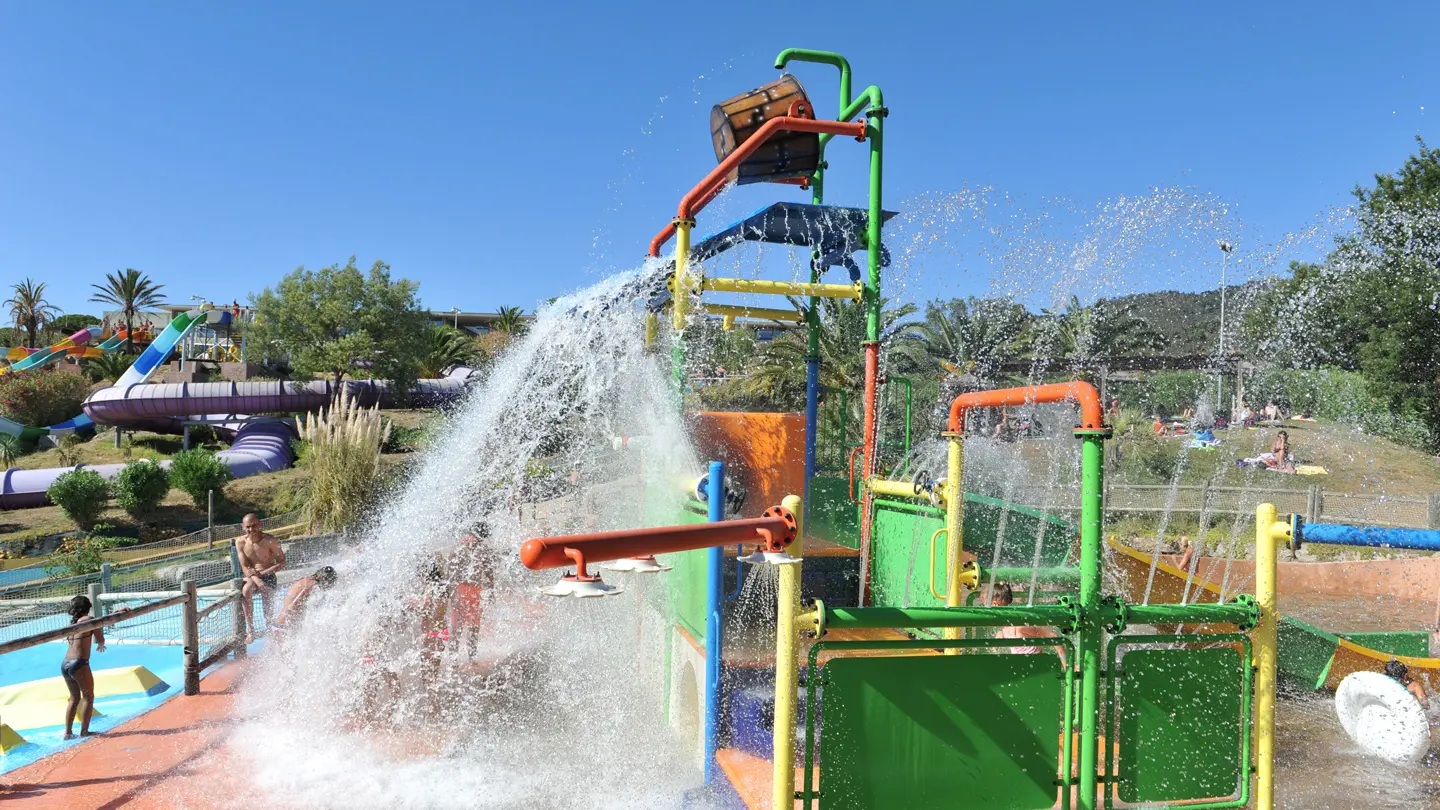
893, 297, 1031, 379
89, 269, 166, 349
743, 297, 918, 409
493, 305, 527, 334
85, 350, 138, 384
246, 257, 430, 393
48, 313, 101, 339
6, 279, 61, 348
1243, 138, 1440, 447
418, 324, 480, 378
1037, 295, 1162, 361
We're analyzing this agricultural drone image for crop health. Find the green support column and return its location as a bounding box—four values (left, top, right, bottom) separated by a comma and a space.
1077, 432, 1106, 810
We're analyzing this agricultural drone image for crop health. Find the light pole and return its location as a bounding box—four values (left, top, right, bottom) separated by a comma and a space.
1217, 241, 1234, 416
451, 306, 461, 329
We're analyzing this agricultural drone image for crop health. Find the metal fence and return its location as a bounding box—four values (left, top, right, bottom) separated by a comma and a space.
0, 509, 306, 592
0, 580, 247, 695
981, 483, 1438, 531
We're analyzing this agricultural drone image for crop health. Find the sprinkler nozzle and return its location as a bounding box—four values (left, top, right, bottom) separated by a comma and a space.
601, 556, 672, 574
541, 573, 624, 598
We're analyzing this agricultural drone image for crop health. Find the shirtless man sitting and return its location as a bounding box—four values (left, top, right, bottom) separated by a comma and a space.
235, 513, 286, 643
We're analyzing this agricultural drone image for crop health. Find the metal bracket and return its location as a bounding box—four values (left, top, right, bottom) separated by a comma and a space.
1230, 593, 1261, 632
1100, 594, 1129, 635
801, 597, 827, 638
865, 104, 889, 119
1054, 595, 1081, 635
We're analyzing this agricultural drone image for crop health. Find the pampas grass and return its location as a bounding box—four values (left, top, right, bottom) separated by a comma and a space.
299, 389, 391, 534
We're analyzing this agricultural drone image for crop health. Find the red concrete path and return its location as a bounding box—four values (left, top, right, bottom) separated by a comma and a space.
0, 662, 251, 809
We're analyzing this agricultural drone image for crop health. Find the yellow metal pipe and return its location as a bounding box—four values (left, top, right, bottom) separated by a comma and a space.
671, 218, 695, 331
867, 477, 928, 502
943, 432, 965, 652
644, 311, 658, 347
772, 493, 804, 810
702, 277, 862, 300
1254, 503, 1285, 810
700, 303, 805, 323
721, 314, 736, 332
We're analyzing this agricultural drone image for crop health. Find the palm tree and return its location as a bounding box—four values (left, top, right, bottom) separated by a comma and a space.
85, 350, 137, 384
493, 305, 527, 334
1040, 294, 1161, 361
89, 269, 165, 349
417, 324, 480, 378
893, 297, 1031, 379
5, 279, 61, 348
744, 297, 918, 406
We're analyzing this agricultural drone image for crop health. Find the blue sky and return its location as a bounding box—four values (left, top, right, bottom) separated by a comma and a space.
2, 2, 1436, 317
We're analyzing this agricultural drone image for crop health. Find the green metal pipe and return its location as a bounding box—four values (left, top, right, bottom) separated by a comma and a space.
983, 566, 1082, 586
884, 375, 913, 456
774, 48, 853, 161
1124, 603, 1256, 627
825, 605, 1076, 630
1077, 434, 1104, 810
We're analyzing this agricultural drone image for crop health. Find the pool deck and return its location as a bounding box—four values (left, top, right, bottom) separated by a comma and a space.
0, 661, 247, 809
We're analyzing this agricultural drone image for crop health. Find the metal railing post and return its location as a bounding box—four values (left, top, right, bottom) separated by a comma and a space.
87, 582, 103, 618
231, 578, 247, 660
181, 579, 200, 695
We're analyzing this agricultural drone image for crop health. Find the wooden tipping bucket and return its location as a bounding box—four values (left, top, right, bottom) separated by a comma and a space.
710, 74, 820, 185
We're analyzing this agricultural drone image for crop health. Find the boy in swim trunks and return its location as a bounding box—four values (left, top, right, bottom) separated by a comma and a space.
270, 566, 338, 641
235, 513, 287, 643
61, 595, 106, 739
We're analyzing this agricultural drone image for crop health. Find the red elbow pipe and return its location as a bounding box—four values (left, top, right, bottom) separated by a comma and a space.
946, 381, 1105, 434
647, 117, 867, 257
519, 508, 797, 571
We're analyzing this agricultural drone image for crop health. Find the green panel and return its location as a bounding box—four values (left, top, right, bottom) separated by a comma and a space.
1276, 616, 1340, 688
870, 503, 946, 608
659, 505, 709, 641
1116, 647, 1244, 804
809, 474, 860, 549
867, 497, 1078, 610
1343, 631, 1431, 659
820, 653, 1064, 810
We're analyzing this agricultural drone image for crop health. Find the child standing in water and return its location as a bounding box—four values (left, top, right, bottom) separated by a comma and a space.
61, 595, 106, 739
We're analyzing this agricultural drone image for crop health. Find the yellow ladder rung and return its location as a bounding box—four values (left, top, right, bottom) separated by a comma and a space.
700, 277, 862, 299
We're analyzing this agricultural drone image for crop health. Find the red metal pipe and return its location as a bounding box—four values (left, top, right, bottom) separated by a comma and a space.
520, 509, 797, 571
946, 381, 1105, 434
647, 117, 867, 257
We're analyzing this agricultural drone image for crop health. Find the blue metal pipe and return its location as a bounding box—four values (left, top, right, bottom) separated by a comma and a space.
704, 460, 725, 785
1300, 521, 1440, 551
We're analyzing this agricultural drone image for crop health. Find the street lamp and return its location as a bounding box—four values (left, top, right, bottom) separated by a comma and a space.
1217, 241, 1235, 416
450, 306, 461, 329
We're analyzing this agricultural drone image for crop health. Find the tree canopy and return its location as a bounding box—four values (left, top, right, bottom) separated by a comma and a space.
6, 279, 61, 348
246, 257, 431, 393
90, 269, 165, 349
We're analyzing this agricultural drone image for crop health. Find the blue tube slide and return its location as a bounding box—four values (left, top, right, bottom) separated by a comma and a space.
1300, 522, 1440, 552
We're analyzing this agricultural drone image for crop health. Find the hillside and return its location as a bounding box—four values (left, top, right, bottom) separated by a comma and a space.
1104, 283, 1267, 357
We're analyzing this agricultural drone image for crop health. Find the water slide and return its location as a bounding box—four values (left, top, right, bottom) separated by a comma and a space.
1, 307, 474, 508
1109, 540, 1440, 693
0, 326, 128, 376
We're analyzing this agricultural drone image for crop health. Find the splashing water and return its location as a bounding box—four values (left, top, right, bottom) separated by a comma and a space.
225, 266, 717, 809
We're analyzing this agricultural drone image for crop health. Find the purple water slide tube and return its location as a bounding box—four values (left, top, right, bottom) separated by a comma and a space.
2, 368, 473, 509
0, 421, 294, 509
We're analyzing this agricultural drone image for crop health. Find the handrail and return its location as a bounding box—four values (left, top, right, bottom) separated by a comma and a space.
846, 446, 864, 504
647, 116, 867, 257
947, 381, 1105, 434
0, 591, 188, 656
928, 528, 948, 600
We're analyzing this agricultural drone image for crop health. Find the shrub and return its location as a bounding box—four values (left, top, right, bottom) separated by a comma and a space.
299, 389, 390, 533
45, 538, 106, 579
169, 449, 232, 507
112, 459, 170, 516
55, 433, 86, 467
46, 469, 110, 529
0, 372, 90, 427
0, 434, 23, 467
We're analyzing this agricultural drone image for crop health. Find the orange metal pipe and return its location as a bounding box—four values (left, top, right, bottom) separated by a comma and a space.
519, 510, 797, 571
647, 117, 867, 257
946, 381, 1105, 434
